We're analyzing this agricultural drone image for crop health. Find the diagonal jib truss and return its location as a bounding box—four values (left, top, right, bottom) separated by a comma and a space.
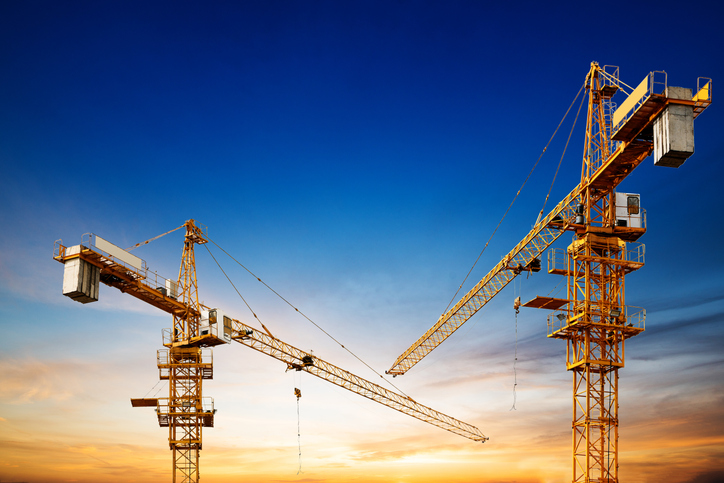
386, 184, 584, 376
229, 318, 487, 442
386, 96, 660, 378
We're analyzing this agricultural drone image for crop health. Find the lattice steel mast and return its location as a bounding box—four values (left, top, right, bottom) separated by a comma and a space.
165, 220, 211, 483
555, 63, 643, 483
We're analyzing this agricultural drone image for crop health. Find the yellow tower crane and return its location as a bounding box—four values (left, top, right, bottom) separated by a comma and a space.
54, 219, 486, 483
386, 62, 712, 482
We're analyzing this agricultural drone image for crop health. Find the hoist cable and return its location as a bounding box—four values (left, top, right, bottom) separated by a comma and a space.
126, 224, 185, 251
536, 82, 587, 224
511, 276, 522, 411
442, 76, 588, 315
203, 244, 275, 338
152, 382, 167, 398
598, 68, 634, 94
296, 395, 303, 475
143, 379, 164, 398
205, 237, 412, 399
547, 276, 564, 297
510, 309, 518, 411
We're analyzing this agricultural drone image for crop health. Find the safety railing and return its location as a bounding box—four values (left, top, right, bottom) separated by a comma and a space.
611, 70, 667, 138
548, 238, 644, 274
53, 239, 66, 259
157, 348, 213, 366
62, 232, 181, 302
622, 306, 646, 331
693, 77, 713, 118
162, 323, 221, 345
547, 304, 646, 336
624, 241, 645, 266
547, 309, 573, 335
547, 247, 568, 275
156, 396, 215, 414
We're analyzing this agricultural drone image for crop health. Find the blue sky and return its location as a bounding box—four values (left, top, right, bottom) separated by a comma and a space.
1, 1, 723, 482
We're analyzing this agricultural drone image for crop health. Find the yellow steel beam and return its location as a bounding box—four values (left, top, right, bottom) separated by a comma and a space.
229, 318, 487, 443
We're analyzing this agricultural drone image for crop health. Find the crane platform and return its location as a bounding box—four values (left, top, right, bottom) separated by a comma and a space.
522, 296, 570, 310
131, 398, 158, 407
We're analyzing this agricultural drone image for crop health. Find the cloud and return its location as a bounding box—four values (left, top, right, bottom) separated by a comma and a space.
641, 289, 724, 314
0, 438, 167, 483
684, 471, 724, 483
0, 358, 87, 404
646, 308, 724, 338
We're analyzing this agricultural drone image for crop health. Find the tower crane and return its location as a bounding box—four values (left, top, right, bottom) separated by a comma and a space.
387, 62, 712, 482
53, 219, 486, 483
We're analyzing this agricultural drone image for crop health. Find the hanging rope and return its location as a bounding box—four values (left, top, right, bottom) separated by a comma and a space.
142, 379, 164, 398
152, 382, 167, 398
203, 244, 275, 337
442, 77, 589, 316
126, 224, 185, 251
511, 281, 521, 411
204, 238, 412, 399
510, 309, 518, 411
547, 276, 564, 297
535, 82, 587, 225
295, 386, 303, 475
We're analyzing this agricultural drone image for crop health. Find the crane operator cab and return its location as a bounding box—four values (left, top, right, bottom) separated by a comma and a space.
615, 192, 642, 228
199, 308, 233, 345
613, 191, 646, 242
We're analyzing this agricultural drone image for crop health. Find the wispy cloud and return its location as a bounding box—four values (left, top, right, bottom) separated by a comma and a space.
0, 357, 86, 404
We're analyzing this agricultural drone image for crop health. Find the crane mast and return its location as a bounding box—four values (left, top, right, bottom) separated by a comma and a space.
54, 220, 486, 482
165, 221, 214, 482
387, 62, 712, 482
560, 63, 641, 483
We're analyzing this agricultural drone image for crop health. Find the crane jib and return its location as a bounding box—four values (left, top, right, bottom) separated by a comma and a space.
229, 318, 488, 442
387, 123, 660, 376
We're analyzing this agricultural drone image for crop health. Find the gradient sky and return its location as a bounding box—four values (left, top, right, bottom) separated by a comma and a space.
1, 1, 723, 482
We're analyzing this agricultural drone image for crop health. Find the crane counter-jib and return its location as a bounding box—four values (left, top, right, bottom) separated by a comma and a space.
54, 237, 190, 316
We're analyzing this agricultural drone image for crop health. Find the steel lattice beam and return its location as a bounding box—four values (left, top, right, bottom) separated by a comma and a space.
230, 319, 487, 443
